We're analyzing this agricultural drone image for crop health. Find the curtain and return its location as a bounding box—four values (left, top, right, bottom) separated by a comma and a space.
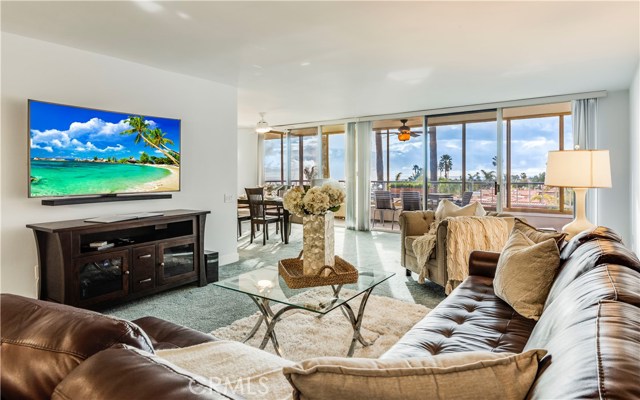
571, 98, 598, 222
572, 98, 597, 151
345, 122, 357, 229
356, 121, 372, 231
257, 133, 265, 185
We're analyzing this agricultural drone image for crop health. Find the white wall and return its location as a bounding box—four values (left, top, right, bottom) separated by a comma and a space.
596, 90, 631, 243
1, 33, 239, 298
630, 64, 640, 253
237, 127, 259, 194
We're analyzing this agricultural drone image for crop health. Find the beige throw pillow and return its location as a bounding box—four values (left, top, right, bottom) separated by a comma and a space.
284, 349, 547, 400
435, 199, 485, 220
494, 231, 561, 320
513, 218, 566, 248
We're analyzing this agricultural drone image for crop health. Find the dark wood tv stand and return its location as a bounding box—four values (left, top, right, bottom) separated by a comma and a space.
27, 209, 210, 309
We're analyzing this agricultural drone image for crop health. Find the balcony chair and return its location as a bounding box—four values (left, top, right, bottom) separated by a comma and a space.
401, 191, 421, 211
455, 191, 473, 207
372, 190, 398, 230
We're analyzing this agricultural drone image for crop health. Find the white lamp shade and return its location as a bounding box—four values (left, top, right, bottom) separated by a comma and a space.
545, 150, 611, 188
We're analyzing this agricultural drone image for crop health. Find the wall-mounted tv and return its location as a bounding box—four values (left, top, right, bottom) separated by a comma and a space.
29, 100, 181, 198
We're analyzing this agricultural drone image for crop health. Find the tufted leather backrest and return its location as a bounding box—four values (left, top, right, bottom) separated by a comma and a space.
1, 294, 154, 399
544, 231, 640, 309
524, 265, 640, 399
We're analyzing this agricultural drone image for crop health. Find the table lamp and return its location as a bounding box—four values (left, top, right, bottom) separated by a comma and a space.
545, 149, 611, 239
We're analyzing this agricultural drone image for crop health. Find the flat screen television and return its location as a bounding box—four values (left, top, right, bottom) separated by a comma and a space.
28, 100, 181, 198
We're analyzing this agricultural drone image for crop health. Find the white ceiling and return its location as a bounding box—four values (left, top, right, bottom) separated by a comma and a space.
2, 1, 639, 128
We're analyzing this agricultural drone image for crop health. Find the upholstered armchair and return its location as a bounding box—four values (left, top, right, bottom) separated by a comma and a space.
399, 210, 515, 288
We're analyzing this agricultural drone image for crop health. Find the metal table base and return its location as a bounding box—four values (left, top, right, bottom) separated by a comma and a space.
242, 285, 375, 357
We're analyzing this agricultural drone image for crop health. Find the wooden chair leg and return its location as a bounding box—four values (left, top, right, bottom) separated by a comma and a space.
263, 222, 267, 245
250, 222, 254, 244
406, 269, 411, 277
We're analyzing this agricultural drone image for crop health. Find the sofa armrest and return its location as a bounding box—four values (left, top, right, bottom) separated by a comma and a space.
468, 251, 501, 278
132, 316, 217, 350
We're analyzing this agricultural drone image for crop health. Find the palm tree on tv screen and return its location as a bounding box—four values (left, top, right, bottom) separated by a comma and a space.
148, 128, 179, 165
121, 116, 179, 166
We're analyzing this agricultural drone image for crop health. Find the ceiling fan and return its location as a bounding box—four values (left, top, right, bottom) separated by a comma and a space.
397, 119, 421, 141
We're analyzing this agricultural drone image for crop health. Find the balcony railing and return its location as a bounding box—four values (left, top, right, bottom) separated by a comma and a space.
373, 180, 571, 212
264, 179, 571, 213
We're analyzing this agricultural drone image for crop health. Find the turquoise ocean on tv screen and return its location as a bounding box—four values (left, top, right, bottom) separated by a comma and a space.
30, 160, 171, 197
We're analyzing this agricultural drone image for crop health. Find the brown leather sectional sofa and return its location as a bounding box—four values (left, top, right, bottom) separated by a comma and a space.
385, 226, 640, 399
2, 227, 639, 399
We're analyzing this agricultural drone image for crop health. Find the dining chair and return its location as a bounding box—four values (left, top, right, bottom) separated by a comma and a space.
372, 190, 398, 230
237, 205, 251, 238
401, 191, 421, 211
245, 187, 282, 245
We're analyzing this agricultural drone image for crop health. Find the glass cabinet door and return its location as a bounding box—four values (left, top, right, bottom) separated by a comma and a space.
75, 249, 129, 306
158, 239, 197, 284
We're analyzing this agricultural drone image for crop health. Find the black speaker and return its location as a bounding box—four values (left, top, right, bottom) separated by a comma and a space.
204, 251, 219, 283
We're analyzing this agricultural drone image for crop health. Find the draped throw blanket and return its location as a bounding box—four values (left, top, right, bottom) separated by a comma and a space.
412, 216, 510, 294
412, 222, 438, 284
445, 217, 509, 294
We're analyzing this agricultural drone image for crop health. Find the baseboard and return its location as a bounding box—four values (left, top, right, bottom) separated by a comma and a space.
219, 252, 239, 266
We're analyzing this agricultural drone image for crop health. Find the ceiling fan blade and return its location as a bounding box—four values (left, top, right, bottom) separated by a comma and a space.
410, 132, 422, 137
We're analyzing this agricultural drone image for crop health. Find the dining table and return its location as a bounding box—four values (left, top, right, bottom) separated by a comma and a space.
238, 196, 291, 244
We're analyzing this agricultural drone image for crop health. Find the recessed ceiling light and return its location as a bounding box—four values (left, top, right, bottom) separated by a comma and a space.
133, 0, 164, 13
252, 64, 263, 69
177, 11, 191, 20
300, 62, 311, 67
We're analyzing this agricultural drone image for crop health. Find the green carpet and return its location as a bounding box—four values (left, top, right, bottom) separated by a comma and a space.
102, 224, 445, 333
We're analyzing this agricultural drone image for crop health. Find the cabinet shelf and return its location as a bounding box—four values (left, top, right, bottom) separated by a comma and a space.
27, 209, 210, 309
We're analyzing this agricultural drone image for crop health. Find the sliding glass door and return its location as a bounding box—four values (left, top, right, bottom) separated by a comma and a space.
425, 110, 498, 211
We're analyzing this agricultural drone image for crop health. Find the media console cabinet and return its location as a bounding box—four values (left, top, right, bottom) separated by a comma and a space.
27, 209, 210, 309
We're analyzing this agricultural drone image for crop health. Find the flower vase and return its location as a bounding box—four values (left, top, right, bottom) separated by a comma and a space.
302, 211, 335, 277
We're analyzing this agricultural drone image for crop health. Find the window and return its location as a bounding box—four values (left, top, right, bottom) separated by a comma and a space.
504, 102, 572, 213
289, 128, 319, 186
263, 132, 284, 184
426, 111, 498, 210
370, 118, 424, 230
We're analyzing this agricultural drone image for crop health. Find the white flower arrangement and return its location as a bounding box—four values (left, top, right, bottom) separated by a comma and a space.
283, 183, 346, 217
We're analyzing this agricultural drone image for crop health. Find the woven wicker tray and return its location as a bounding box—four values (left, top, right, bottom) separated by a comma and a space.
278, 253, 359, 289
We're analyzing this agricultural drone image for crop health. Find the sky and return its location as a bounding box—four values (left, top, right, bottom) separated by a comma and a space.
29, 100, 180, 160
264, 115, 571, 183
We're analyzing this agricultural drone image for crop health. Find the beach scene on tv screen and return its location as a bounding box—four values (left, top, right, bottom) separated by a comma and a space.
29, 101, 180, 197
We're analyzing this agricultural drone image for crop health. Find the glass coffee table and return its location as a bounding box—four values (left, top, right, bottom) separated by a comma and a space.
214, 266, 395, 357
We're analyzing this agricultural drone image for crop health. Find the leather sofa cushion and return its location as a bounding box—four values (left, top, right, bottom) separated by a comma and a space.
52, 345, 241, 400
285, 349, 547, 400
381, 276, 536, 359
559, 226, 624, 262
133, 316, 218, 350
545, 233, 640, 309
524, 266, 640, 399
0, 294, 154, 400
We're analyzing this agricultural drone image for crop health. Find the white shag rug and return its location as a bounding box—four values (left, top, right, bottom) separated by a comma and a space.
211, 288, 430, 361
